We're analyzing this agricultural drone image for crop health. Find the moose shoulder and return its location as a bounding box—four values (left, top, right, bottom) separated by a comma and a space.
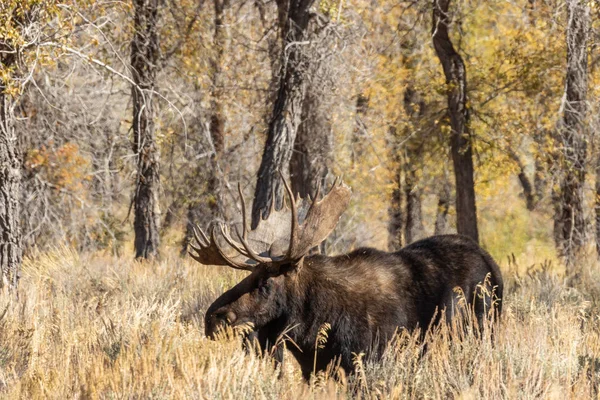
190, 177, 503, 379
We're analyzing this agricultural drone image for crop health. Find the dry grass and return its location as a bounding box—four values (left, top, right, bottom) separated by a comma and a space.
0, 247, 599, 399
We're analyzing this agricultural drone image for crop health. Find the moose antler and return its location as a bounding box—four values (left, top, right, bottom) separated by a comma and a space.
190, 175, 351, 269
281, 175, 351, 261
189, 224, 255, 271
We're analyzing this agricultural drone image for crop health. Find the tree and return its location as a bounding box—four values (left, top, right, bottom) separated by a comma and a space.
387, 128, 404, 251
290, 88, 333, 200
0, 0, 63, 289
554, 0, 589, 263
182, 0, 229, 254
434, 167, 451, 235
0, 56, 21, 290
131, 0, 161, 259
289, 12, 338, 202
432, 0, 479, 243
402, 88, 426, 244
508, 148, 537, 211
251, 0, 316, 228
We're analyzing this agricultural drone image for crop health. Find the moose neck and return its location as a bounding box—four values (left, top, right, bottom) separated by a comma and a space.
280, 254, 363, 348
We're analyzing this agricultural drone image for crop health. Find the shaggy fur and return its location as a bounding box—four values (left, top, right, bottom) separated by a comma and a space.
205, 234, 503, 379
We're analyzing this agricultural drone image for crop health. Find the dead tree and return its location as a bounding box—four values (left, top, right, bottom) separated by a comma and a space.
555, 0, 589, 263
0, 55, 21, 290
251, 0, 316, 228
131, 0, 161, 259
432, 0, 479, 243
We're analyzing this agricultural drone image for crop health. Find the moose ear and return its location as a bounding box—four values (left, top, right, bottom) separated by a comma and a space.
279, 260, 303, 275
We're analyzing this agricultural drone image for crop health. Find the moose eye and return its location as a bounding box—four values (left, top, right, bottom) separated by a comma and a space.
258, 278, 272, 297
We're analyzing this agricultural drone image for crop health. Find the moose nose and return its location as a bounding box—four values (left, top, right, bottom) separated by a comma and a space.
225, 311, 237, 324
206, 310, 238, 339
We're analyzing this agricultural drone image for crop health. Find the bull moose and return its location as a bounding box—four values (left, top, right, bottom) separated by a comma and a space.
190, 176, 503, 379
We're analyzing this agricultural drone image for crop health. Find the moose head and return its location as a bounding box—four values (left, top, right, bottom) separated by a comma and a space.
189, 175, 351, 341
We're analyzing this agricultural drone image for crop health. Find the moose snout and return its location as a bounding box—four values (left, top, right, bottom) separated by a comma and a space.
205, 309, 237, 339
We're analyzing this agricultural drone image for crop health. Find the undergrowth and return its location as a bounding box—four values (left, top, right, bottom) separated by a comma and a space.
0, 247, 598, 398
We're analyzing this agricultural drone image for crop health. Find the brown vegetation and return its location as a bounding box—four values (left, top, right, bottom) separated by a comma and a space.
0, 247, 595, 398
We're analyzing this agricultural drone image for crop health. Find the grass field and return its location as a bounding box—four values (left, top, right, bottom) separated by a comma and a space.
0, 243, 598, 399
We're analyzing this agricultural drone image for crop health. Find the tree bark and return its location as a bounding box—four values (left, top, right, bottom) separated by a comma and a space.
289, 83, 333, 200
533, 130, 548, 203
555, 0, 589, 263
432, 0, 479, 243
388, 124, 403, 251
251, 0, 316, 228
182, 0, 228, 254
352, 93, 369, 168
0, 64, 21, 290
508, 148, 536, 211
388, 161, 403, 251
434, 168, 452, 235
402, 87, 425, 244
404, 164, 424, 244
131, 0, 161, 259
596, 157, 600, 259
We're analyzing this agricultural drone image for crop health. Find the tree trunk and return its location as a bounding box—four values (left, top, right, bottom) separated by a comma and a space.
596, 158, 600, 259
182, 0, 228, 254
404, 164, 424, 244
555, 0, 589, 263
508, 148, 536, 211
0, 69, 21, 290
289, 83, 333, 200
388, 180, 403, 250
251, 0, 316, 228
402, 87, 425, 244
290, 85, 333, 257
533, 130, 548, 203
434, 168, 452, 235
388, 130, 403, 251
131, 0, 161, 259
256, 0, 288, 110
432, 0, 479, 243
352, 93, 369, 168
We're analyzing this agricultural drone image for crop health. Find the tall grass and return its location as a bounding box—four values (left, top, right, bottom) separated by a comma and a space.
0, 247, 598, 398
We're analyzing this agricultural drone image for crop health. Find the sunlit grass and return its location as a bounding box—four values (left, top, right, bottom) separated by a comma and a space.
0, 243, 598, 398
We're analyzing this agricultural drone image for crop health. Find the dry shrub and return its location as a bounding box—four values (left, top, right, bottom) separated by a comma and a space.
0, 248, 597, 398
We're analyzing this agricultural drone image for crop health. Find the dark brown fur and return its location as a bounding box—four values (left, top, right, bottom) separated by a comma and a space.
205, 234, 503, 379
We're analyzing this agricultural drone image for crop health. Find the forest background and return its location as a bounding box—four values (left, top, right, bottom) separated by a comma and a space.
1, 0, 600, 398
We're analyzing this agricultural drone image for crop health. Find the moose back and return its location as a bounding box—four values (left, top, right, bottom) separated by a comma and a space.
190, 177, 503, 379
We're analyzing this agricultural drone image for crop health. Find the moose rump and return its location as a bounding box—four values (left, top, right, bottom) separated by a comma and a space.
190, 176, 503, 379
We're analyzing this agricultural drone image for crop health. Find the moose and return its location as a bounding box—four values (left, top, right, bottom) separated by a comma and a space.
190, 176, 503, 379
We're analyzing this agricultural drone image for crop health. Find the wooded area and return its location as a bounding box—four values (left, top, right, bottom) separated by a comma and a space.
3, 1, 600, 397
1, 0, 600, 288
